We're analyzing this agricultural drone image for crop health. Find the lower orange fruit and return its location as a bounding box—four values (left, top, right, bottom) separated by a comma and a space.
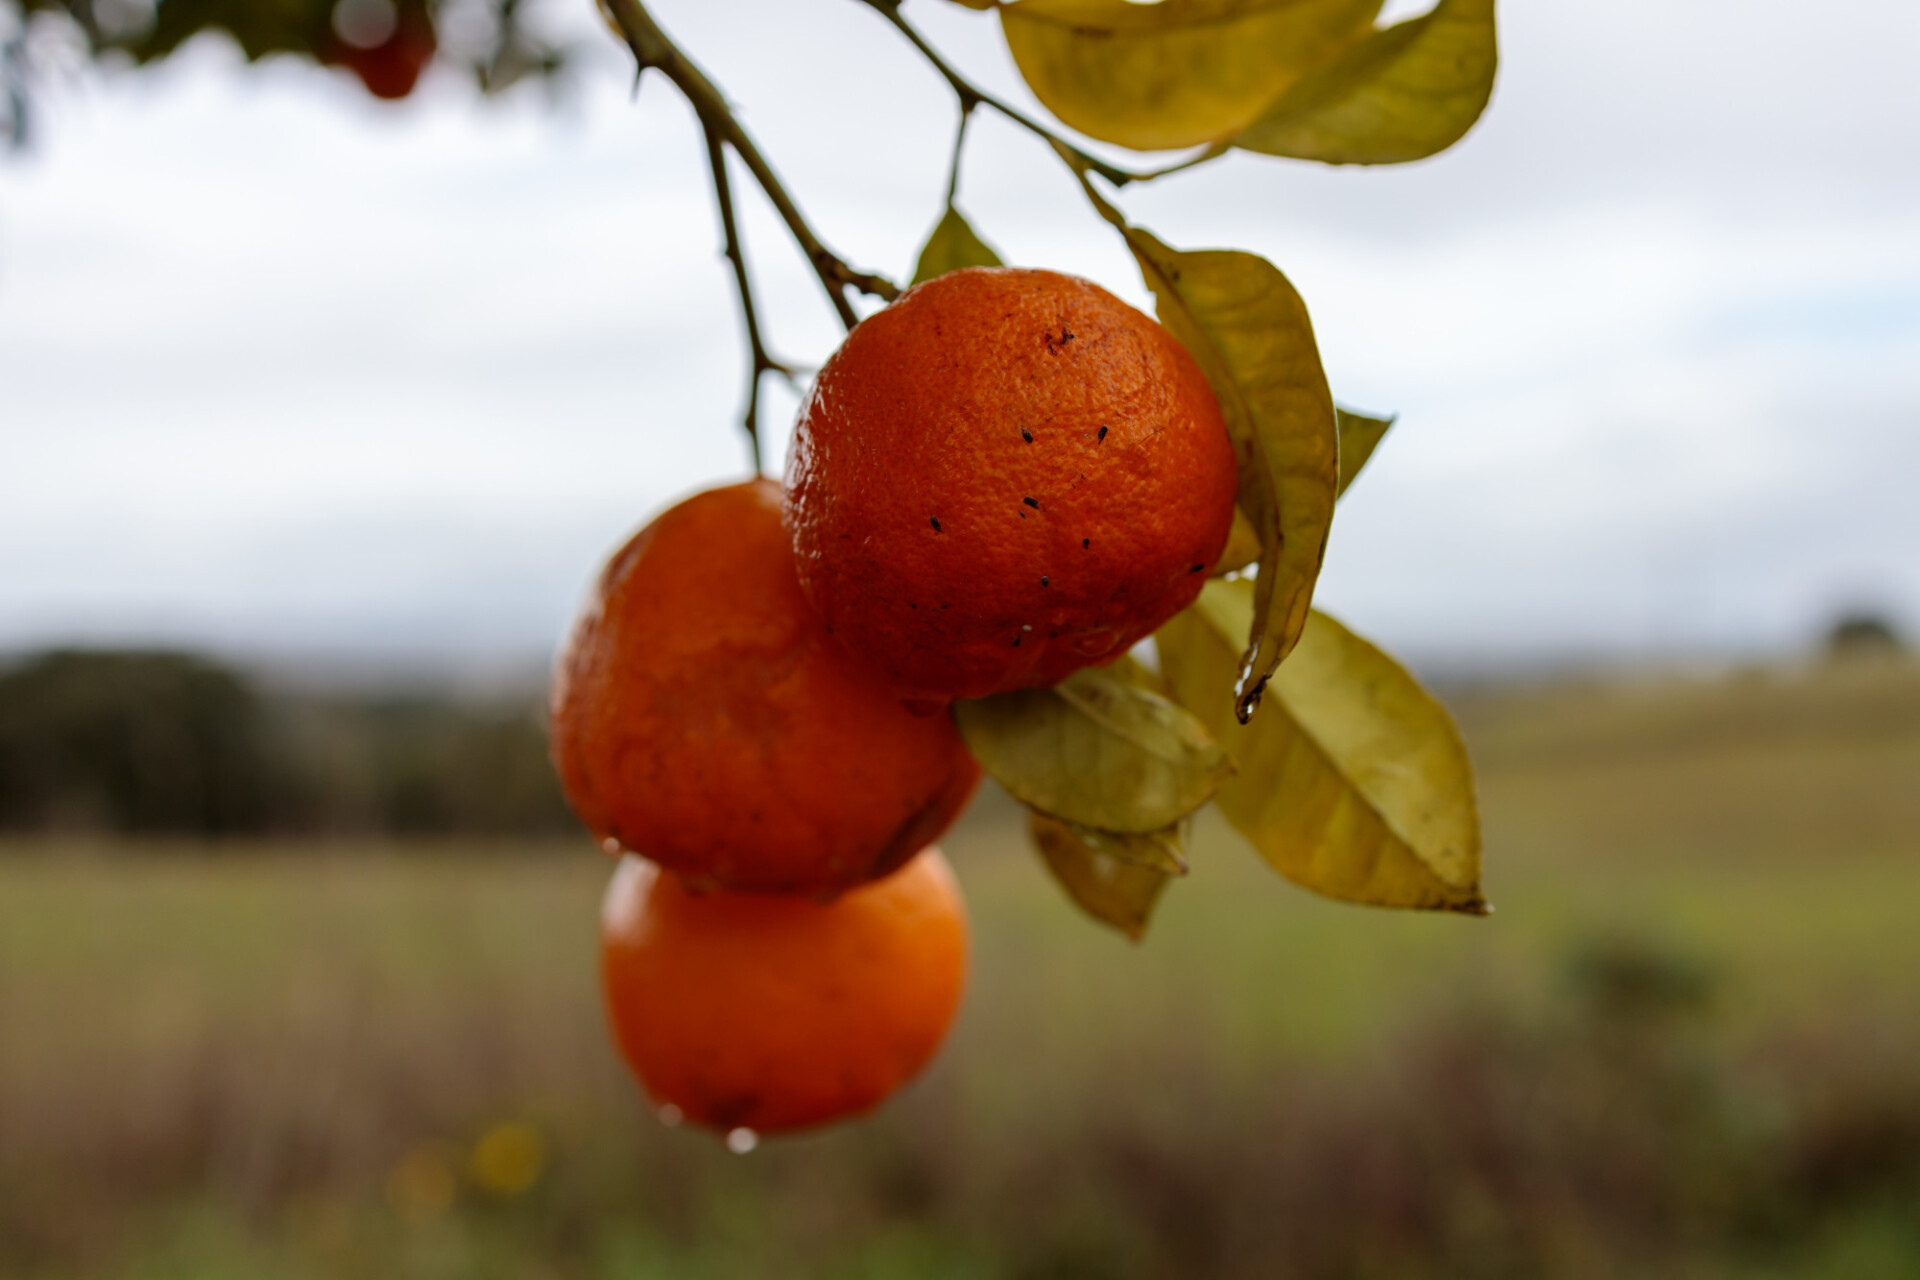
600, 846, 968, 1135
549, 479, 980, 896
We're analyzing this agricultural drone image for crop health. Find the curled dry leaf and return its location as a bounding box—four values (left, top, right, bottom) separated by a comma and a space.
1157, 579, 1486, 913
1061, 817, 1190, 876
1106, 214, 1339, 722
1029, 810, 1179, 940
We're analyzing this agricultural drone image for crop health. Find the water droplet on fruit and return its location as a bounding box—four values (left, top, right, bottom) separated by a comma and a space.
726, 1127, 759, 1154
600, 836, 621, 855
1071, 629, 1119, 658
657, 1105, 683, 1128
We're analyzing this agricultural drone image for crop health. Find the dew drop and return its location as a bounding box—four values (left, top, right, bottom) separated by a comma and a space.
600, 836, 621, 855
726, 1128, 759, 1155
657, 1104, 684, 1128
1071, 628, 1120, 658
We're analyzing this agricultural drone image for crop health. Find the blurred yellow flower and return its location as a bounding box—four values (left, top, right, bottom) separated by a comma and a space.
470, 1121, 546, 1197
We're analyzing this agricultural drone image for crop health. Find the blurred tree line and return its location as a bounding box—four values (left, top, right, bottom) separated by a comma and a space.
0, 650, 576, 838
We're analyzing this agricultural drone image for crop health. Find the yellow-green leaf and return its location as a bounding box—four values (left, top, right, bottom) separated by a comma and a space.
910, 205, 1004, 287
953, 664, 1233, 833
1336, 405, 1394, 497
1029, 811, 1177, 940
1001, 0, 1382, 152
1235, 0, 1497, 164
1157, 579, 1486, 912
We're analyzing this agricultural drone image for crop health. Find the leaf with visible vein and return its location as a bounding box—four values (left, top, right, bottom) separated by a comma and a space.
953, 664, 1232, 834
1235, 0, 1497, 164
1157, 579, 1486, 913
1000, 0, 1382, 151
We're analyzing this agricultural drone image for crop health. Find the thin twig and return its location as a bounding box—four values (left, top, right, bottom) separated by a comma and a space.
855, 0, 1226, 190
942, 101, 974, 206
856, 0, 1166, 189
601, 0, 898, 331
703, 120, 795, 476
1132, 140, 1232, 181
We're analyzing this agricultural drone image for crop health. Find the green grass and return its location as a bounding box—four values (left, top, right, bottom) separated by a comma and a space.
3, 659, 1919, 1279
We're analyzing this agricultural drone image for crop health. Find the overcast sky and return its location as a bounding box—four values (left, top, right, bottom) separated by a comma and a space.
2, 0, 1917, 680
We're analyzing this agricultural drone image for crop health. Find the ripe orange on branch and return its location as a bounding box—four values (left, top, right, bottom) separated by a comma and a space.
786, 266, 1238, 703
600, 846, 968, 1135
550, 480, 980, 896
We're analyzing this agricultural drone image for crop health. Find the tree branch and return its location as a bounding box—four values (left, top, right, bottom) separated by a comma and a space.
852, 0, 1203, 190
702, 119, 795, 476
600, 0, 898, 331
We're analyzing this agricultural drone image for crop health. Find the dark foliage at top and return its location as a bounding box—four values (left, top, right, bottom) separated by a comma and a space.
4, 0, 567, 147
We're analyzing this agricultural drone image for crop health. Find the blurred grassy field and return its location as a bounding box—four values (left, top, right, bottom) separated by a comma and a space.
3, 660, 1919, 1279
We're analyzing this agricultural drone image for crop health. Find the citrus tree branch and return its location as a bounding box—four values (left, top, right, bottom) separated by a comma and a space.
852, 0, 1141, 189
701, 118, 794, 476
600, 0, 898, 331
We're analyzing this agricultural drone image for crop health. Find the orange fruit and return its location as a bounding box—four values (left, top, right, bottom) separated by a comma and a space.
600, 846, 968, 1135
550, 479, 980, 896
785, 266, 1238, 703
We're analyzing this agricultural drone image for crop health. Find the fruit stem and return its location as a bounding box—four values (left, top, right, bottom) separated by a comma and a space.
701, 118, 793, 475
601, 0, 899, 333
942, 101, 973, 209
852, 0, 1216, 190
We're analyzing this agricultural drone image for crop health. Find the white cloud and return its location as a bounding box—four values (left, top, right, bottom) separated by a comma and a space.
1, 0, 1916, 669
